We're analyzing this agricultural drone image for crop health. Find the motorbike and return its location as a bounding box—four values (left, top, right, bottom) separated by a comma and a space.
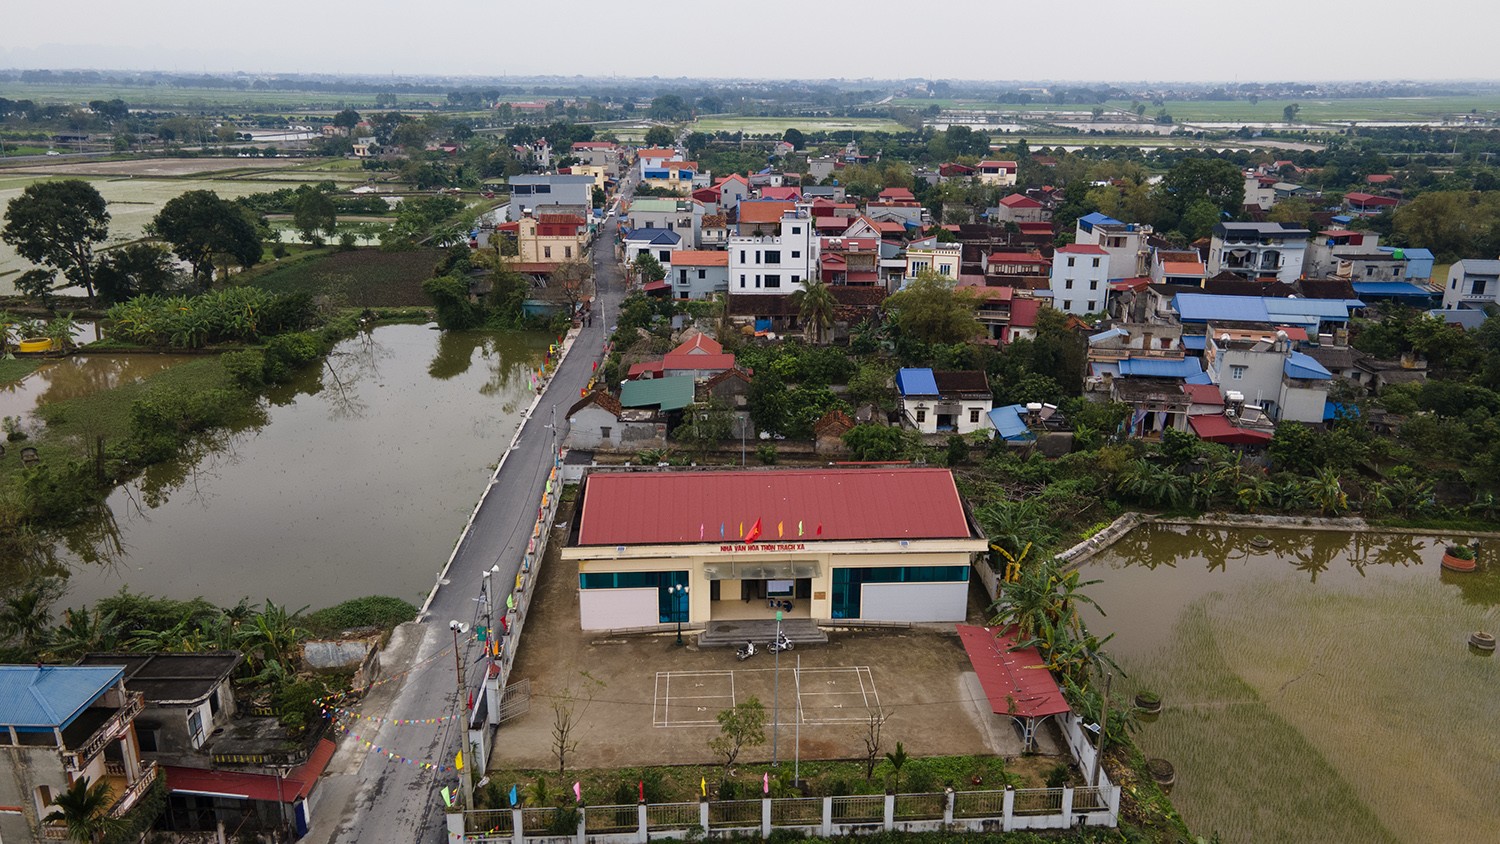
736, 641, 757, 661
769, 632, 794, 653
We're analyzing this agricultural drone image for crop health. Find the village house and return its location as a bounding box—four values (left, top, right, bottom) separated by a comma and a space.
728, 208, 818, 295
1074, 213, 1152, 281
566, 390, 666, 451
1207, 222, 1310, 284
504, 174, 594, 221
641, 160, 701, 195
1342, 192, 1400, 217
627, 197, 694, 234
623, 228, 682, 265
904, 236, 963, 283
1441, 259, 1500, 310
571, 141, 622, 177
516, 213, 588, 265
1202, 324, 1332, 423
896, 368, 994, 435
976, 160, 1019, 187
991, 193, 1048, 224
1049, 244, 1111, 315
665, 251, 730, 300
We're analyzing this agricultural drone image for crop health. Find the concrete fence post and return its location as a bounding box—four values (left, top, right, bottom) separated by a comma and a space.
636, 801, 648, 844
511, 808, 523, 844
1061, 786, 1074, 829
761, 796, 771, 837
447, 811, 466, 842
1002, 786, 1015, 832
883, 792, 895, 831
1107, 785, 1121, 824
942, 787, 954, 826
699, 797, 709, 835
821, 796, 832, 837
575, 806, 585, 844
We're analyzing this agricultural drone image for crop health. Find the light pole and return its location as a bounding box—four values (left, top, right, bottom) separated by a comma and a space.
672, 584, 690, 646
771, 609, 782, 766
451, 619, 473, 810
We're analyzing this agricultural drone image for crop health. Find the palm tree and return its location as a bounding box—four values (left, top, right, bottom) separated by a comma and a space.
244, 600, 308, 674
791, 279, 836, 345
0, 579, 63, 659
47, 607, 121, 661
43, 776, 125, 843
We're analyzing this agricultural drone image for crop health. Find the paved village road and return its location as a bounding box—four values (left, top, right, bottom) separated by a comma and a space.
320, 203, 629, 844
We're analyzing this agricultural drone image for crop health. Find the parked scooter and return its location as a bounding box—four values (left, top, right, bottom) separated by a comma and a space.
769, 632, 794, 653
736, 641, 757, 661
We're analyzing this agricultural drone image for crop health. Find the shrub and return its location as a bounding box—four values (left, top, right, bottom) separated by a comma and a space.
262, 332, 326, 384
1044, 763, 1071, 789
221, 350, 267, 389
304, 596, 417, 634
757, 444, 778, 465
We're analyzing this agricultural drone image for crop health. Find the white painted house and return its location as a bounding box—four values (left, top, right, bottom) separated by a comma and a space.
1049, 244, 1111, 315
728, 209, 818, 295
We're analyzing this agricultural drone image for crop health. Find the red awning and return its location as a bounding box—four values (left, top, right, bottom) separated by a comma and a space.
955, 625, 1070, 720
164, 739, 336, 803
641, 280, 670, 292
1189, 414, 1273, 445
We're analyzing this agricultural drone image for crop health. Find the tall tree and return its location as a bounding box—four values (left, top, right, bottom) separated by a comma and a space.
93, 243, 177, 304
1, 179, 111, 301
792, 278, 836, 344
1159, 157, 1244, 218
291, 187, 337, 247
881, 272, 980, 346
643, 125, 674, 148
331, 108, 362, 131
150, 190, 263, 287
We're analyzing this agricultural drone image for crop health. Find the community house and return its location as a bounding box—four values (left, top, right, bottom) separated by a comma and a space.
562, 468, 987, 630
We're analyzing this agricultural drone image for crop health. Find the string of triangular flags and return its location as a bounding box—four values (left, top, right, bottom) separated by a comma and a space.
328, 717, 461, 774
708, 517, 824, 543
318, 703, 461, 726
310, 639, 455, 705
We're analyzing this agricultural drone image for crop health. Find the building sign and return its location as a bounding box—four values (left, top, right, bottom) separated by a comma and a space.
719, 543, 807, 552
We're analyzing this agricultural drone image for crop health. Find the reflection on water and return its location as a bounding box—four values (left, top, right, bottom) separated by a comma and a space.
0, 354, 195, 429
1081, 524, 1500, 844
55, 322, 549, 610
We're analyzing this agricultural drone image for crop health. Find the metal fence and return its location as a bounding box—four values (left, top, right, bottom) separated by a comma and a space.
645, 802, 700, 831
893, 792, 944, 820
1012, 787, 1065, 816
770, 796, 822, 825
952, 789, 1006, 819
520, 806, 572, 835
1072, 786, 1108, 811
707, 799, 761, 828
467, 809, 512, 836
830, 794, 885, 823
585, 804, 637, 834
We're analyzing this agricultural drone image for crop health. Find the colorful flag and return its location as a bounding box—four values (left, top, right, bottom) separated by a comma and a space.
699, 523, 705, 540
739, 521, 744, 539
745, 518, 762, 543
441, 787, 454, 807
763, 772, 770, 794
638, 780, 645, 802
720, 523, 725, 539
506, 593, 516, 611
455, 750, 464, 771
798, 520, 804, 537
573, 781, 582, 802
700, 777, 707, 797
777, 521, 784, 538
816, 523, 823, 536
509, 785, 519, 807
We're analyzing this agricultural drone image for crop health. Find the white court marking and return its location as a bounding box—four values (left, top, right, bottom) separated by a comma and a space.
653, 667, 877, 727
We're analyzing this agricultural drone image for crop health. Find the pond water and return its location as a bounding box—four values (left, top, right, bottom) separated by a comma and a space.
53, 322, 548, 611
1, 352, 193, 431
1079, 524, 1500, 844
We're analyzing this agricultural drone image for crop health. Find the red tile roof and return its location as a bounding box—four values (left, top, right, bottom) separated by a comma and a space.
1189, 414, 1273, 445
1055, 244, 1109, 255
1345, 192, 1398, 206
1016, 222, 1054, 234
988, 251, 1049, 265
1008, 297, 1041, 328
877, 187, 916, 201
760, 186, 802, 201
636, 148, 677, 159
627, 360, 665, 379
576, 468, 974, 545
164, 739, 335, 803
669, 251, 729, 267
737, 201, 795, 224
978, 160, 1018, 169
672, 334, 723, 355
999, 194, 1042, 208
1181, 384, 1224, 405
1162, 261, 1206, 276
663, 352, 736, 372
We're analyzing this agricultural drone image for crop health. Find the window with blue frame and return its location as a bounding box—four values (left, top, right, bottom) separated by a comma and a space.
830, 566, 970, 619
579, 570, 689, 622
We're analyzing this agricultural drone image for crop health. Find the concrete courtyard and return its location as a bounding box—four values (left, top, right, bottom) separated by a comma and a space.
488, 528, 1065, 771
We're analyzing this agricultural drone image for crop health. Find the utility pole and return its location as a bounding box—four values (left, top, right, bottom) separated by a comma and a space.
771, 610, 782, 766
451, 620, 473, 809
1091, 673, 1112, 789
793, 653, 800, 785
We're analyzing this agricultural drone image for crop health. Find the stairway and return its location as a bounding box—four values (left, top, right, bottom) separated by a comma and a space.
698, 618, 828, 647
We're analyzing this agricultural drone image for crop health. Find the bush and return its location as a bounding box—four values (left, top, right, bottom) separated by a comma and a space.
757, 444, 778, 465
1044, 763, 1071, 789
717, 780, 738, 800
262, 332, 326, 384
221, 350, 267, 389
305, 595, 417, 634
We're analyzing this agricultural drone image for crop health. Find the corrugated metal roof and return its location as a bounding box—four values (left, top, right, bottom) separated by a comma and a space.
987, 405, 1034, 441
0, 665, 122, 730
576, 468, 974, 545
1284, 352, 1333, 380
1351, 282, 1434, 298
896, 368, 939, 396
1118, 357, 1203, 378
1263, 297, 1360, 319
619, 376, 696, 411
1181, 334, 1207, 350
1175, 293, 1360, 324
1087, 327, 1128, 345
955, 625, 1070, 720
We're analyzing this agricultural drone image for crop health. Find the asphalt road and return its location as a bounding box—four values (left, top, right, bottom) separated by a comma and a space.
323, 197, 629, 843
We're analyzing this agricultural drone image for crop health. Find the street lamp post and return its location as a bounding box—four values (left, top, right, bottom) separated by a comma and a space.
450, 619, 473, 810
673, 584, 690, 646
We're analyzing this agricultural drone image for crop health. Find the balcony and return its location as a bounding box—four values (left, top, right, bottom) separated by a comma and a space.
64, 691, 143, 772
108, 760, 160, 818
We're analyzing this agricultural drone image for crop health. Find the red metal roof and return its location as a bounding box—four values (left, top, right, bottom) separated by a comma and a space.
1055, 244, 1109, 255
576, 468, 974, 546
663, 352, 736, 372
1181, 383, 1224, 405
1189, 414, 1273, 445
671, 334, 724, 355
164, 739, 335, 803
955, 625, 1070, 720
641, 280, 670, 292
999, 194, 1042, 208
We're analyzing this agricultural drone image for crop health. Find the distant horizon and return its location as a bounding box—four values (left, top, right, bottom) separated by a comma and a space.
5, 0, 1498, 83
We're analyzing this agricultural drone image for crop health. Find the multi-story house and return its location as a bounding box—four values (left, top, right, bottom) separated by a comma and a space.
1203, 325, 1332, 423
516, 213, 588, 265
727, 209, 817, 295
665, 251, 730, 300
1441, 259, 1500, 309
1049, 244, 1111, 315
976, 160, 1019, 187
640, 160, 700, 195
504, 174, 595, 221
570, 141, 621, 177
903, 236, 963, 284
1074, 213, 1151, 281
896, 368, 994, 434
635, 147, 678, 178
1207, 222, 1310, 285
991, 193, 1048, 223
0, 664, 160, 842
626, 198, 694, 234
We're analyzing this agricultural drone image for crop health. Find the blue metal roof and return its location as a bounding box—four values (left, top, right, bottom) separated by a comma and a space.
1185, 372, 1214, 385
1379, 246, 1435, 261
987, 405, 1035, 442
0, 665, 123, 731
1430, 308, 1488, 330
1175, 293, 1360, 326
1263, 298, 1359, 320
1078, 212, 1121, 232
1351, 282, 1434, 299
896, 368, 939, 396
1087, 327, 1128, 345
1181, 334, 1207, 350
1284, 351, 1333, 381
624, 227, 680, 245
1117, 357, 1204, 378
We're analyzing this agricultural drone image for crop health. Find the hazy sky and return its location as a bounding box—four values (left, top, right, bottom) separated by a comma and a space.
3, 0, 1498, 82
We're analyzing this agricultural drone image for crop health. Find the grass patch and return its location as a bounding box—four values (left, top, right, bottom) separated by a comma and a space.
304, 595, 417, 637
0, 356, 42, 385
693, 116, 906, 135
235, 247, 445, 308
